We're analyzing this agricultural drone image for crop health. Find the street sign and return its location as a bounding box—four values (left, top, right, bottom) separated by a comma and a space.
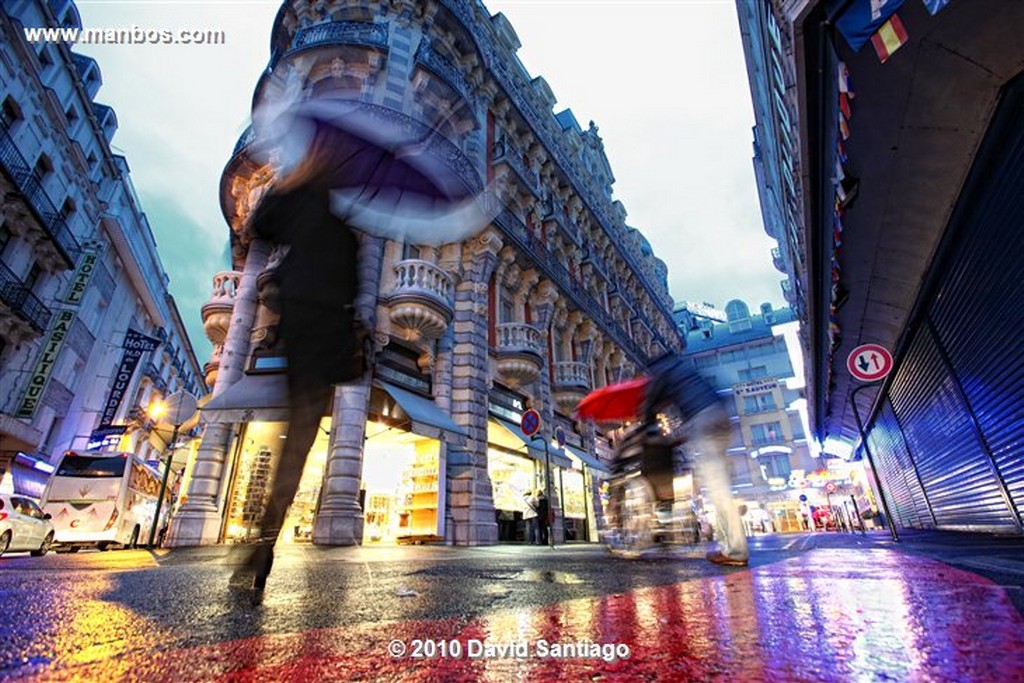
520, 409, 541, 437
846, 343, 894, 382
554, 426, 566, 447
825, 481, 838, 494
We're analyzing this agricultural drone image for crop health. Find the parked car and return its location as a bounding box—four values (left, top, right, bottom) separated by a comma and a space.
0, 494, 55, 557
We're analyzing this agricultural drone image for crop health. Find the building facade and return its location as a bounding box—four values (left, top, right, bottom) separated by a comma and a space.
0, 0, 206, 497
677, 300, 839, 531
169, 0, 682, 548
737, 0, 1024, 533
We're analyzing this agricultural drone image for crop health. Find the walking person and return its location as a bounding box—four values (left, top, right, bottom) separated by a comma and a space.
523, 490, 539, 545
535, 491, 550, 546
642, 354, 749, 567
230, 153, 363, 591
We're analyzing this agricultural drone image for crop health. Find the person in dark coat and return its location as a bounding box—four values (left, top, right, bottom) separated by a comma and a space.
230, 159, 361, 591
535, 491, 550, 546
642, 353, 749, 567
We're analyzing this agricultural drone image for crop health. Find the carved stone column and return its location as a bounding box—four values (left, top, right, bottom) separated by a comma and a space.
168, 239, 270, 546
312, 233, 384, 546
528, 280, 564, 543
447, 228, 503, 545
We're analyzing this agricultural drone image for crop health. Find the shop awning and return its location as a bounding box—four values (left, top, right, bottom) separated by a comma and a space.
562, 443, 612, 475
375, 381, 467, 446
201, 372, 289, 423
488, 416, 572, 468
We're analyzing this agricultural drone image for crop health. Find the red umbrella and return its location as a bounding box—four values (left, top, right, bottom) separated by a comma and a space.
576, 376, 650, 423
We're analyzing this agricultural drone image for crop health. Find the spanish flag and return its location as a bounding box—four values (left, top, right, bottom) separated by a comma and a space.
870, 13, 909, 63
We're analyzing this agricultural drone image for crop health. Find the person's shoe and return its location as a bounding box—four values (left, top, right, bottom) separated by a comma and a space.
706, 551, 748, 567
230, 543, 274, 591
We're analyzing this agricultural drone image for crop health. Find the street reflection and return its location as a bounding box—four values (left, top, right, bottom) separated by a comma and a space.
7, 550, 1024, 681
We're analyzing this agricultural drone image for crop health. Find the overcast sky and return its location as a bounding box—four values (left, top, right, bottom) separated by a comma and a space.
72, 0, 784, 361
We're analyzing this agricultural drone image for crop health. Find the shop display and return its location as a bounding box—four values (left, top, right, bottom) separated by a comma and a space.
397, 444, 441, 542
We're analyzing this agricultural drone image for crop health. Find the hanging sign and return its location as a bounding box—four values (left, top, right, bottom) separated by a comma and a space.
15, 310, 76, 418
98, 329, 161, 427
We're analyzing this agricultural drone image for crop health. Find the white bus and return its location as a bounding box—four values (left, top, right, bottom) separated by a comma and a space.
41, 451, 173, 551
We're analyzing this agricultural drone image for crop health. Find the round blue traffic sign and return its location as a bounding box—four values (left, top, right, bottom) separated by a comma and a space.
521, 409, 541, 437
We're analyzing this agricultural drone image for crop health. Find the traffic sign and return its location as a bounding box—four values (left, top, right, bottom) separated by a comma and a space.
554, 426, 566, 447
825, 481, 838, 494
847, 343, 894, 382
520, 409, 541, 437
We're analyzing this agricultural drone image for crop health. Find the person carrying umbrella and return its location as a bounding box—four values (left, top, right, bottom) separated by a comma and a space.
641, 354, 749, 567
230, 150, 364, 591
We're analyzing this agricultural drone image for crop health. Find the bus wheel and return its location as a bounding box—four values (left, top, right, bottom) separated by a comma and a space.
98, 542, 112, 552
127, 526, 140, 550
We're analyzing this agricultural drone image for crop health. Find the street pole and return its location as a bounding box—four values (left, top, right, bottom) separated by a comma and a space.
851, 493, 866, 534
531, 434, 555, 548
851, 383, 899, 542
148, 423, 178, 548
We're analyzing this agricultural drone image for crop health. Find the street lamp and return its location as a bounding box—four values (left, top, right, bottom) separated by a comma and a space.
147, 390, 198, 548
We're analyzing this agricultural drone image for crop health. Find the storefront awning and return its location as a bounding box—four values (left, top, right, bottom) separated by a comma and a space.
488, 417, 572, 469
374, 381, 467, 446
201, 373, 289, 423
562, 443, 611, 475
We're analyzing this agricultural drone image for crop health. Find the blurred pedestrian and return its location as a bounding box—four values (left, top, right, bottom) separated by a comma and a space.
536, 491, 550, 546
230, 153, 363, 591
523, 490, 539, 545
642, 354, 749, 567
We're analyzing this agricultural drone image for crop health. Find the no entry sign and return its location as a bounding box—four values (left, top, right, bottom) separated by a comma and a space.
847, 343, 894, 382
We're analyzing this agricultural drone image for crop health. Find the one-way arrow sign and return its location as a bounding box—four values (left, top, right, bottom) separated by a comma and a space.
847, 343, 894, 382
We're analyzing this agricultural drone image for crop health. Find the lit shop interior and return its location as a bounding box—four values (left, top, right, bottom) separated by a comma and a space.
220, 384, 449, 545
486, 416, 598, 543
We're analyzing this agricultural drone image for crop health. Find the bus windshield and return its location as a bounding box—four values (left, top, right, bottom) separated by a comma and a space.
56, 455, 128, 478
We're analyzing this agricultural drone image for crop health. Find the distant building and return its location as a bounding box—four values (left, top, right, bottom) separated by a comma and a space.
679, 300, 825, 532
0, 1, 206, 496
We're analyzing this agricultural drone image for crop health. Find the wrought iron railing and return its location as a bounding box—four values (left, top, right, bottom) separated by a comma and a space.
414, 41, 473, 104
0, 124, 80, 267
0, 261, 52, 333
269, 21, 389, 71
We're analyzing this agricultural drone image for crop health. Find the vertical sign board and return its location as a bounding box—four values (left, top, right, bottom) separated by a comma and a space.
98, 330, 161, 427
14, 244, 101, 419
61, 246, 100, 305
15, 310, 77, 418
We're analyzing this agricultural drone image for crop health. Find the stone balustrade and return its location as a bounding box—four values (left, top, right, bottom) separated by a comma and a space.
554, 361, 590, 389
496, 322, 544, 356
387, 259, 455, 341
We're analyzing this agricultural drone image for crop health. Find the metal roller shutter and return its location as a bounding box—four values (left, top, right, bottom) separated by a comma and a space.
866, 400, 932, 529
926, 107, 1024, 528
888, 326, 1016, 531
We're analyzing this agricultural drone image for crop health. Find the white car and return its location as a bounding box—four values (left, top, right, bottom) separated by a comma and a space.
0, 494, 55, 557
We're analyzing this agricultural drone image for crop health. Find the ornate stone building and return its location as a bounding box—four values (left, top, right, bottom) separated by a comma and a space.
170, 0, 682, 547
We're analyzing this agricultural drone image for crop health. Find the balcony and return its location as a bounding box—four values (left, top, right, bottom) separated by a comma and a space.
495, 322, 544, 388
0, 124, 80, 268
552, 361, 590, 414
143, 362, 168, 393
772, 247, 787, 273
0, 260, 52, 341
201, 271, 241, 345
492, 137, 540, 197
386, 259, 454, 342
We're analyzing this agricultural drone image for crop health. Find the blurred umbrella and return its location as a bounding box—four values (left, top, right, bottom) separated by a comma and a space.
252, 96, 495, 247
576, 376, 650, 423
